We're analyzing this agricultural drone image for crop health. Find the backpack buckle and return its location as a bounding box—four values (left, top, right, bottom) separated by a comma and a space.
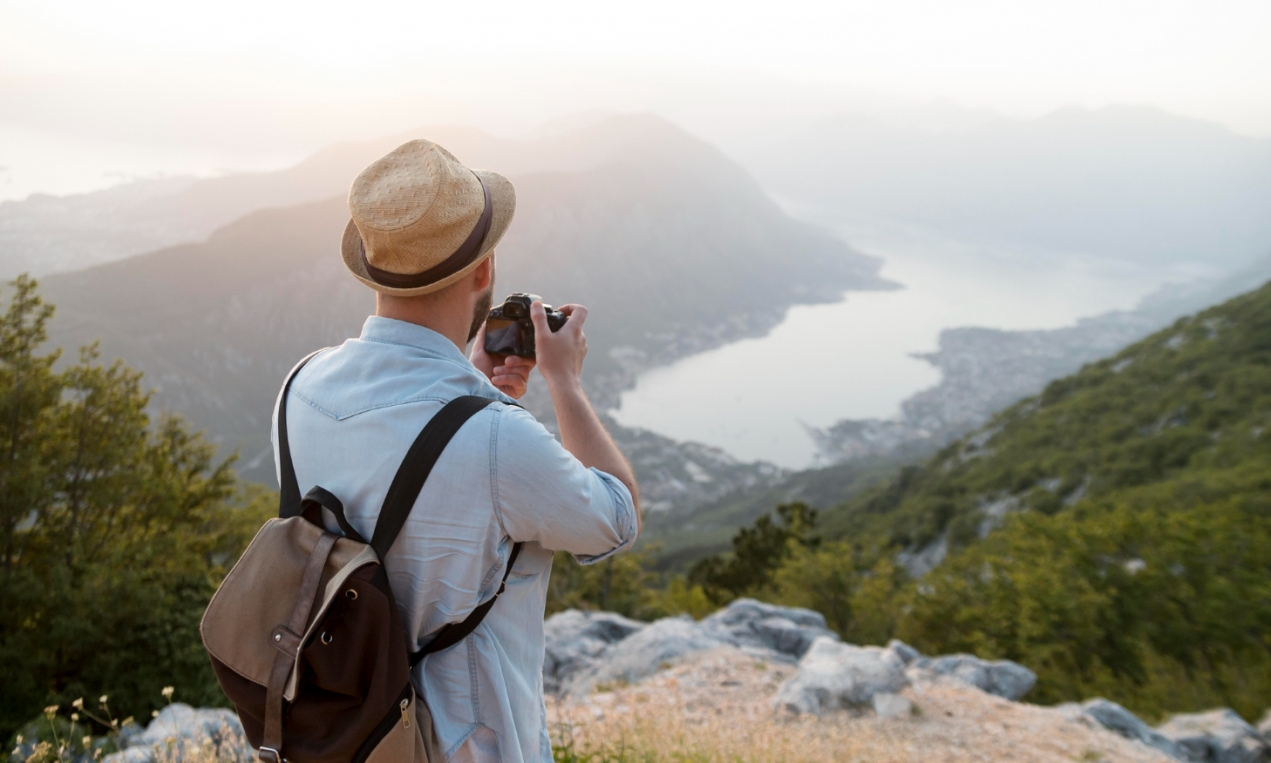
258, 747, 283, 763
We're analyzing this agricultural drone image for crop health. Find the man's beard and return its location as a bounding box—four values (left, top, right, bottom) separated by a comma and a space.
468, 286, 494, 344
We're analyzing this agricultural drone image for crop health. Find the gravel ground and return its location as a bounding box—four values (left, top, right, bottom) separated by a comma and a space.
548, 646, 1177, 763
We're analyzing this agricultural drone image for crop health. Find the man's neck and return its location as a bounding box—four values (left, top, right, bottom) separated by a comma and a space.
375, 294, 469, 351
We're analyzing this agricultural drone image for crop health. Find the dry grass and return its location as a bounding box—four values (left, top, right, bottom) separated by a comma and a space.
548, 647, 1178, 763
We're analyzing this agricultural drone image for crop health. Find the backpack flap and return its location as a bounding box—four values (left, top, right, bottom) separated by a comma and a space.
200, 516, 372, 690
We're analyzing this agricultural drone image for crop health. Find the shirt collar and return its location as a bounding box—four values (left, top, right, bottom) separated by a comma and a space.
359, 316, 472, 365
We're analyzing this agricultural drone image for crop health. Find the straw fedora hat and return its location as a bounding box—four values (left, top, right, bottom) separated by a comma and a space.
341, 139, 516, 296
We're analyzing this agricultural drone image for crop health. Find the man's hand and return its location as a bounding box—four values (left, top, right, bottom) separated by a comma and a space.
530, 302, 588, 390
469, 322, 536, 399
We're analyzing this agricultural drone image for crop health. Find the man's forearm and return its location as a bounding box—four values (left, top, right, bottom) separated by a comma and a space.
547, 379, 641, 527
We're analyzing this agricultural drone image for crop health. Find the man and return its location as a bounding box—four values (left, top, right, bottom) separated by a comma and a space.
272, 139, 640, 762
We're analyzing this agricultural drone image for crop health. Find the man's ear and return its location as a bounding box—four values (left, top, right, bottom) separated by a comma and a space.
473, 253, 494, 291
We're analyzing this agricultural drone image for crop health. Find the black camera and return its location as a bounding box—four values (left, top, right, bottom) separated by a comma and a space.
483, 293, 567, 359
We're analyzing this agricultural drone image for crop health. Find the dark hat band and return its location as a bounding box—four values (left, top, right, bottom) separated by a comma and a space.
359, 175, 493, 290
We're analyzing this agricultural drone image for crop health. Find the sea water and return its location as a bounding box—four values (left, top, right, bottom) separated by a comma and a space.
611, 214, 1183, 469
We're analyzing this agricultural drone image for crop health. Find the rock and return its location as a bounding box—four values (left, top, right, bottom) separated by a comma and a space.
102, 704, 250, 763
1070, 698, 1191, 761
545, 600, 838, 696
1258, 709, 1271, 740
1156, 709, 1269, 763
883, 639, 922, 666
562, 615, 729, 695
908, 653, 1037, 700
872, 692, 913, 719
700, 598, 838, 659
773, 636, 908, 716
543, 609, 644, 693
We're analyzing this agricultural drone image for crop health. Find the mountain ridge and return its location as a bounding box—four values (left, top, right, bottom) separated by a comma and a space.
38, 116, 889, 501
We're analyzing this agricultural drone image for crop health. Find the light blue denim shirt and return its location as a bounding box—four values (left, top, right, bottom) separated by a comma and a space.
271, 317, 637, 763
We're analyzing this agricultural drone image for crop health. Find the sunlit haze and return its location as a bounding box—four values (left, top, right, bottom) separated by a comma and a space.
2, 0, 1269, 199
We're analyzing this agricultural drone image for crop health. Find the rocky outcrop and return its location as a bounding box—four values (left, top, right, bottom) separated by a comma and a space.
545, 598, 833, 696
563, 615, 732, 695
1064, 698, 1192, 761
102, 704, 250, 763
544, 602, 1043, 716
770, 634, 1037, 716
1067, 699, 1271, 763
772, 637, 908, 715
907, 653, 1037, 701
1155, 709, 1269, 763
697, 597, 837, 657
69, 604, 1271, 763
542, 609, 644, 694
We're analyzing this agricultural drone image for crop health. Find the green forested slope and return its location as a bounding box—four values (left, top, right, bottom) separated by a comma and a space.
685, 280, 1271, 720
821, 278, 1271, 554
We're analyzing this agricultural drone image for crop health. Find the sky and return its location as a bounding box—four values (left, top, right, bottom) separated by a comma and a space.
1, 0, 1270, 200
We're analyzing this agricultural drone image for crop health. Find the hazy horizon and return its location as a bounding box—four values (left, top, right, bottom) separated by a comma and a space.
3, 0, 1269, 201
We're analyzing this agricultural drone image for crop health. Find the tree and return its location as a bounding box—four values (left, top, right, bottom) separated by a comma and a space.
689, 502, 819, 603
0, 276, 269, 739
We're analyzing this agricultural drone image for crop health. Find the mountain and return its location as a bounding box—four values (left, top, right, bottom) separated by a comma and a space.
2, 112, 846, 280
813, 276, 1271, 571
38, 115, 890, 494
747, 105, 1271, 273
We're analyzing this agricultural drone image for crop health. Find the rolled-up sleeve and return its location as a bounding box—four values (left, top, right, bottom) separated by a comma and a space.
490, 405, 637, 564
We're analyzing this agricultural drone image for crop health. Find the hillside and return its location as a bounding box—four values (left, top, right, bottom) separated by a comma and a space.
640, 452, 926, 572
38, 115, 889, 491
816, 277, 1271, 567
748, 105, 1271, 272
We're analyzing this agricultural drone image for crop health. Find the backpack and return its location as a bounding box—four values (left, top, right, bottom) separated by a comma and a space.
200, 353, 522, 763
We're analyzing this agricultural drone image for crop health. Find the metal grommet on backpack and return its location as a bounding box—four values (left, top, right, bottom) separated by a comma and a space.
200, 352, 522, 763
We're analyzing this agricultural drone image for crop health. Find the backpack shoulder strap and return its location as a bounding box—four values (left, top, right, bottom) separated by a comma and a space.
369, 395, 503, 559
366, 394, 525, 664
276, 349, 328, 518
411, 540, 522, 666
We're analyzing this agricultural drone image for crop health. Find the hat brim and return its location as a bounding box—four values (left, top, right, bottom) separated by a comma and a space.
341, 169, 516, 297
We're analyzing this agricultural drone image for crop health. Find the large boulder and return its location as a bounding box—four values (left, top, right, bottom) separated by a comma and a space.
1065, 698, 1193, 761
545, 601, 838, 696
1156, 709, 1269, 763
700, 598, 839, 660
561, 615, 730, 695
908, 653, 1037, 701
103, 704, 250, 763
773, 636, 908, 716
543, 609, 644, 693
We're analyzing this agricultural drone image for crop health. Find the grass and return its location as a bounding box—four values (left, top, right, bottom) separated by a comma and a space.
549, 702, 906, 763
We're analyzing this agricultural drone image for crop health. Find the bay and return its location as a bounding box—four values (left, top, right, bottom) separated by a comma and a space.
611, 215, 1185, 468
